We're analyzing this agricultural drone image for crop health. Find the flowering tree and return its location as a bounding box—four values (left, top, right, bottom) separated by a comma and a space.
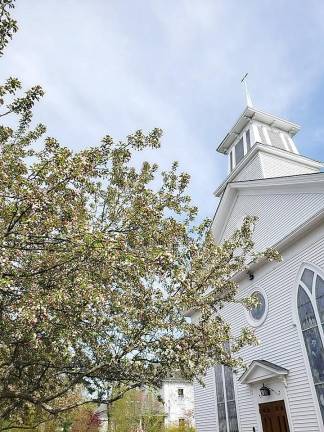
70, 408, 102, 432
109, 388, 164, 432
0, 1, 280, 429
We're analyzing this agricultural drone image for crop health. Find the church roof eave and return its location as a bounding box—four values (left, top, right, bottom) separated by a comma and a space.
232, 206, 324, 284
217, 106, 300, 154
185, 206, 324, 318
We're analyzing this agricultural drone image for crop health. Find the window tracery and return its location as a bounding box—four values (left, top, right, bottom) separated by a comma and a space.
297, 266, 324, 422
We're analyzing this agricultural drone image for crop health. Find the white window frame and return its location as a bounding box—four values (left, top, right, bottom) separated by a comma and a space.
177, 388, 184, 399
229, 128, 251, 172
234, 137, 245, 167
214, 364, 240, 432
228, 126, 255, 173
295, 262, 324, 429
245, 287, 269, 328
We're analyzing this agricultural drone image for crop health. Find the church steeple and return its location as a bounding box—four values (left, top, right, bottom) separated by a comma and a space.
241, 73, 253, 108
214, 105, 323, 197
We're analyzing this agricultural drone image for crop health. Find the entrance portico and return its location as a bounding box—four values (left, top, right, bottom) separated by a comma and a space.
239, 360, 291, 432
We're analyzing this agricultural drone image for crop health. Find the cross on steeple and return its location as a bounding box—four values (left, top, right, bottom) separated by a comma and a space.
241, 73, 253, 108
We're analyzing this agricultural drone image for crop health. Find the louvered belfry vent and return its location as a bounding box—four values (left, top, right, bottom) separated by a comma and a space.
258, 126, 267, 144
267, 129, 286, 150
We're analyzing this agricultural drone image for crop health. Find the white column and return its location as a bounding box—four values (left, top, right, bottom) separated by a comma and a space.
252, 123, 261, 145
228, 150, 232, 173
287, 134, 299, 154
279, 132, 290, 151
243, 131, 247, 154
263, 126, 272, 145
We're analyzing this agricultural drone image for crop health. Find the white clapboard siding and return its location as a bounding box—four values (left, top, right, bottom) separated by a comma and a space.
221, 192, 324, 252
194, 231, 324, 432
260, 152, 317, 178
234, 151, 317, 183
222, 234, 324, 432
193, 367, 218, 432
235, 379, 257, 432
235, 154, 263, 182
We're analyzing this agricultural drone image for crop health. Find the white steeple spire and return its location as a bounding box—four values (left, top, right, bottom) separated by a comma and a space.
241, 73, 253, 107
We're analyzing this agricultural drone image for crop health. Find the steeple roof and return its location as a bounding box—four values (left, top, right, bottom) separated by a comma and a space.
214, 143, 323, 197
217, 106, 300, 154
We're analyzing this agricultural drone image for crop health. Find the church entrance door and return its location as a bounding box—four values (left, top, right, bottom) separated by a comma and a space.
259, 400, 290, 432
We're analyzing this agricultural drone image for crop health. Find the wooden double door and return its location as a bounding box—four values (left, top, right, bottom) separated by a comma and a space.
259, 400, 290, 432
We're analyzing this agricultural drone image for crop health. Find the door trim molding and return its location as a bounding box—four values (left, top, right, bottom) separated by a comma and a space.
259, 400, 290, 432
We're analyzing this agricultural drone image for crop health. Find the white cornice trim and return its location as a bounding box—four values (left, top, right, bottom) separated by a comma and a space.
274, 208, 324, 251
214, 143, 323, 197
233, 171, 324, 191
233, 208, 324, 283
187, 203, 324, 318
212, 187, 238, 243
217, 106, 300, 153
185, 208, 324, 318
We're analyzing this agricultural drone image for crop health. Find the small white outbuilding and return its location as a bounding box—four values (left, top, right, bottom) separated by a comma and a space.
161, 376, 195, 428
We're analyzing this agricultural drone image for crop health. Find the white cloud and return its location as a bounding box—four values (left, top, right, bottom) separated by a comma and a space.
2, 0, 324, 218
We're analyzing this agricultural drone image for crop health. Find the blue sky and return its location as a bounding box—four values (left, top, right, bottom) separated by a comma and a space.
2, 0, 324, 219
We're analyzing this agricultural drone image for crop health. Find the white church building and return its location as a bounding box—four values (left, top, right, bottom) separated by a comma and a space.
191, 100, 324, 431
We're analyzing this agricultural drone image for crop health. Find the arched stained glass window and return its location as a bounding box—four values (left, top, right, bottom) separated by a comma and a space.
298, 266, 324, 422
301, 268, 314, 292
316, 275, 324, 324
298, 286, 317, 330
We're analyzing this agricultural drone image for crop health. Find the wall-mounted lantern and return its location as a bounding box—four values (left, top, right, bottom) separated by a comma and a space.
260, 383, 271, 397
